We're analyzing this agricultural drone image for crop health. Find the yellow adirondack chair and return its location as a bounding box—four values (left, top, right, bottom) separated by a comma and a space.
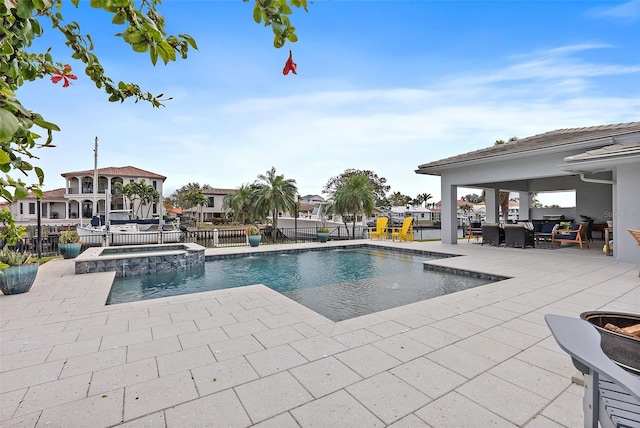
369, 217, 389, 240
391, 217, 414, 242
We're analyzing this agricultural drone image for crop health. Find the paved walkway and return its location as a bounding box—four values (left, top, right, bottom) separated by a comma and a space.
1, 240, 638, 427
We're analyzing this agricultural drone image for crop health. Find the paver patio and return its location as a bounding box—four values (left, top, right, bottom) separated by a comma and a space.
1, 239, 638, 427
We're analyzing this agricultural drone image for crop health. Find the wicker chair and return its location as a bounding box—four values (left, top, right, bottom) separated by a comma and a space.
504, 224, 535, 248
481, 223, 504, 246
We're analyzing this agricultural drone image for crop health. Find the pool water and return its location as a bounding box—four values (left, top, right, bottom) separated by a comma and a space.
107, 248, 495, 321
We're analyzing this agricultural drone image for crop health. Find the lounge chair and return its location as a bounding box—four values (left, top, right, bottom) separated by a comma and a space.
545, 314, 640, 428
391, 217, 413, 242
551, 223, 589, 250
369, 217, 389, 240
467, 222, 483, 243
481, 223, 504, 246
504, 224, 535, 248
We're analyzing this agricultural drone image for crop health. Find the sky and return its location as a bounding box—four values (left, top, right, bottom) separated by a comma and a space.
17, 0, 640, 206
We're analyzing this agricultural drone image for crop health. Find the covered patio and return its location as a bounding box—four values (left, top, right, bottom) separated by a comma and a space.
415, 122, 640, 264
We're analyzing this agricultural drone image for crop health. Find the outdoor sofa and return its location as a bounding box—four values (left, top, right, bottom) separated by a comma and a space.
504, 224, 535, 248
481, 223, 504, 246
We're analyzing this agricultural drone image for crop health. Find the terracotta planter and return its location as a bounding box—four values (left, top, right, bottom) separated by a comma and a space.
0, 263, 39, 295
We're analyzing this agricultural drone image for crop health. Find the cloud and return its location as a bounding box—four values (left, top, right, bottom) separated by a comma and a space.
587, 0, 640, 22
20, 42, 640, 203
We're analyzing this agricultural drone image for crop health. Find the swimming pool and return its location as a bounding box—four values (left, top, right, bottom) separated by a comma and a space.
107, 247, 498, 321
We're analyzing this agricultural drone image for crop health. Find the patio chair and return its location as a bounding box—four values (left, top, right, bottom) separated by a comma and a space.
369, 217, 389, 240
504, 224, 535, 248
545, 314, 640, 428
467, 222, 483, 243
551, 223, 590, 250
391, 217, 414, 242
628, 229, 640, 277
480, 223, 504, 246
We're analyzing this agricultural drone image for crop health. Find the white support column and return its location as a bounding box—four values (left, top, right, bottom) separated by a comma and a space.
518, 192, 531, 220
441, 180, 458, 244
485, 189, 499, 223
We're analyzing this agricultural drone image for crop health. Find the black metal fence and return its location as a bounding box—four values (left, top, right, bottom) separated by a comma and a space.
9, 225, 456, 258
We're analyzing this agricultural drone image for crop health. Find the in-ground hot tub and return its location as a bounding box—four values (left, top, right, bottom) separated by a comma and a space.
74, 243, 205, 277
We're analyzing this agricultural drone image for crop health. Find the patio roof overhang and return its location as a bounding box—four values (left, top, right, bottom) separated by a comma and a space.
558, 143, 640, 175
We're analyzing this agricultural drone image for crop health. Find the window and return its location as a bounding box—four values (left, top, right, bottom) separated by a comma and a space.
152, 205, 157, 214
208, 197, 214, 207
29, 203, 35, 215
130, 179, 134, 184
152, 180, 157, 190
20, 203, 23, 214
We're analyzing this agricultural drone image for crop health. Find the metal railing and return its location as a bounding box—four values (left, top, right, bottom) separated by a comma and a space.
7, 225, 462, 258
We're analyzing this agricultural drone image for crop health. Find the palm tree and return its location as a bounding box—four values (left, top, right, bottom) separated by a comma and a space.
331, 173, 374, 238
113, 182, 135, 212
137, 181, 159, 218
415, 192, 433, 208
182, 190, 208, 224
252, 167, 298, 239
223, 184, 256, 224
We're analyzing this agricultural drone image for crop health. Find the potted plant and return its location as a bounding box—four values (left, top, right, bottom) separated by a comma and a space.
559, 221, 572, 231
59, 230, 82, 259
317, 225, 330, 243
0, 246, 39, 295
245, 225, 261, 247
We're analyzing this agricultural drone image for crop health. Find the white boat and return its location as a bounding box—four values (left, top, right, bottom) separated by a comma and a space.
276, 205, 368, 240
77, 222, 182, 245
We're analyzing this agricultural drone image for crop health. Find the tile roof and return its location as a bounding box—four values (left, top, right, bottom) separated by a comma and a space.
61, 166, 166, 180
25, 188, 66, 199
202, 188, 236, 195
564, 142, 640, 162
416, 122, 640, 173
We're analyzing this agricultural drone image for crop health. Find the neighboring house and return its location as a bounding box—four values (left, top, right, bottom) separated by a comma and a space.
11, 166, 167, 224
11, 188, 67, 224
389, 205, 437, 224
416, 122, 640, 264
300, 194, 325, 204
62, 166, 166, 220
183, 188, 235, 221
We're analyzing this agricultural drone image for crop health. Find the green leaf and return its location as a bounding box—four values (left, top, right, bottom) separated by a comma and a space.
180, 34, 198, 50
253, 4, 262, 23
273, 35, 285, 48
0, 151, 10, 165
32, 118, 60, 131
149, 45, 158, 66
0, 109, 20, 143
14, 185, 28, 200
16, 0, 34, 19
112, 12, 125, 25
132, 42, 149, 53
35, 167, 44, 183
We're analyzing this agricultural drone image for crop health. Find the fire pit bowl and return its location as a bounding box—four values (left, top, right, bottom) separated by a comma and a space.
580, 311, 640, 374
